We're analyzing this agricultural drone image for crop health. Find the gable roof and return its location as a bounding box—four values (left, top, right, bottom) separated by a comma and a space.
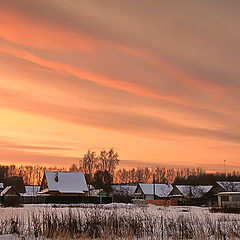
23, 185, 41, 196
0, 183, 3, 189
175, 185, 212, 198
217, 181, 240, 192
44, 171, 88, 194
0, 186, 19, 196
138, 183, 173, 198
111, 185, 137, 196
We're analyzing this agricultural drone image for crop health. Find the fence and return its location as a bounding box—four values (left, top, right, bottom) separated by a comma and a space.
20, 196, 112, 205
146, 199, 178, 206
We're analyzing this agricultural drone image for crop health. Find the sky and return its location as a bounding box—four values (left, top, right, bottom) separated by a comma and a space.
0, 0, 240, 171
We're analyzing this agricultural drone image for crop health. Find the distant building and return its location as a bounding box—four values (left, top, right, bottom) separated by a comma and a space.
169, 185, 212, 205
216, 181, 240, 192
0, 186, 20, 207
39, 171, 88, 196
218, 192, 240, 207
22, 185, 41, 196
3, 176, 25, 193
134, 183, 173, 200
0, 186, 20, 197
111, 185, 137, 198
169, 185, 212, 198
207, 182, 240, 206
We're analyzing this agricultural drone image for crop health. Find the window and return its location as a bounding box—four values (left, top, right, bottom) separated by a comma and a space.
232, 195, 240, 202
221, 196, 229, 202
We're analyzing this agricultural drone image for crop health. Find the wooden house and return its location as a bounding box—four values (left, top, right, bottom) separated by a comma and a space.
217, 192, 240, 207
206, 181, 240, 206
40, 171, 88, 196
169, 185, 212, 205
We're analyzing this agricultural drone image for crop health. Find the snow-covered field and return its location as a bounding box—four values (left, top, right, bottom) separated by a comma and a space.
0, 204, 240, 239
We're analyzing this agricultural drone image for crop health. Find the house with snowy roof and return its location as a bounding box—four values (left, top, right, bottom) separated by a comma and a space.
169, 185, 212, 199
40, 171, 88, 196
215, 181, 240, 192
169, 185, 212, 205
134, 183, 173, 200
206, 181, 240, 207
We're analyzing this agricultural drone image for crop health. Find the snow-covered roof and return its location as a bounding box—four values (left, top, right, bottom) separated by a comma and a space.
111, 185, 137, 196
217, 182, 240, 192
175, 185, 212, 198
23, 186, 41, 196
44, 171, 88, 194
0, 186, 19, 196
138, 183, 173, 198
217, 192, 240, 195
0, 183, 3, 189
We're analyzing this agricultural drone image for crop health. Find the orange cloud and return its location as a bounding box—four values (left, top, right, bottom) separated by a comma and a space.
0, 10, 95, 53
120, 45, 233, 96
0, 45, 187, 106
1, 0, 240, 169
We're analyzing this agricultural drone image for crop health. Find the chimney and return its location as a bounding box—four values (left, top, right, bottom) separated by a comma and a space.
55, 172, 59, 182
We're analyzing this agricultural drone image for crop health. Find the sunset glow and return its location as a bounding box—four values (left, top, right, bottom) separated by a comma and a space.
1, 0, 240, 171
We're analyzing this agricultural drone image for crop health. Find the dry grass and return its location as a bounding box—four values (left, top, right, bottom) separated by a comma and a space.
0, 206, 240, 239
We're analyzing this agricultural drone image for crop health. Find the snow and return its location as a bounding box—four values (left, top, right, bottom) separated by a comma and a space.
139, 183, 173, 197
111, 185, 137, 196
217, 181, 240, 192
175, 185, 212, 198
0, 186, 14, 196
0, 205, 240, 239
218, 191, 240, 195
43, 171, 88, 194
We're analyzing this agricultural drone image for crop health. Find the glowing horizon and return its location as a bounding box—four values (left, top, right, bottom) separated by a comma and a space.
0, 0, 240, 172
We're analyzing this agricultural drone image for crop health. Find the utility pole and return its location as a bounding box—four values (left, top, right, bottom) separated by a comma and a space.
224, 160, 227, 178
153, 174, 155, 200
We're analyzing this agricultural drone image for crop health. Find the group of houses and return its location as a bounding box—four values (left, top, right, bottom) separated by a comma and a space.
133, 182, 240, 207
1, 171, 240, 207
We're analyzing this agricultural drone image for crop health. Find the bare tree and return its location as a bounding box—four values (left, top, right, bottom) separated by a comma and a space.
79, 150, 98, 179
98, 148, 119, 175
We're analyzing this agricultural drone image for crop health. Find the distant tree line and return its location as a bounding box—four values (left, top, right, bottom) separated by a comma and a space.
1, 148, 240, 188
174, 171, 240, 185
0, 165, 67, 187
